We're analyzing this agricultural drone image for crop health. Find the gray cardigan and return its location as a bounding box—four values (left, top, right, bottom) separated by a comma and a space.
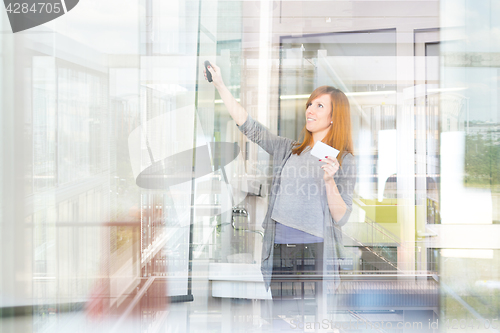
237, 114, 356, 292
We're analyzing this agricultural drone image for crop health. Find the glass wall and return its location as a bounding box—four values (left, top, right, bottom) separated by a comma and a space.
1, 0, 499, 332
438, 0, 500, 324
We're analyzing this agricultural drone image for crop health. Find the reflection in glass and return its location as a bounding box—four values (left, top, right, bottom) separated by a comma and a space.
0, 0, 499, 332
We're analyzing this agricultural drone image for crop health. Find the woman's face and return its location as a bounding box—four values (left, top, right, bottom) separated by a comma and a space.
305, 94, 333, 138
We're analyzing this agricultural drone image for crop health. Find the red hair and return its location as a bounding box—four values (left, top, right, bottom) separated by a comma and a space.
292, 86, 354, 166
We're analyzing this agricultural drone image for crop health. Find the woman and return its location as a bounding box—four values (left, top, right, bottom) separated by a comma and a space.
205, 63, 356, 326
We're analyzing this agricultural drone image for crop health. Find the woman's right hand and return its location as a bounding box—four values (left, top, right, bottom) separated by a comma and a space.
203, 62, 248, 126
204, 62, 224, 88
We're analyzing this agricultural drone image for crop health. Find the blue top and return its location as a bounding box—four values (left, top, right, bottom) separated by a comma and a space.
274, 222, 324, 244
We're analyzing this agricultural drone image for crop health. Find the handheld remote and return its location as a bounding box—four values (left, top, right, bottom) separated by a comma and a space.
204, 61, 213, 82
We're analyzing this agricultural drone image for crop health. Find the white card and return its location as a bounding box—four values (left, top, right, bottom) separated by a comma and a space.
310, 141, 340, 160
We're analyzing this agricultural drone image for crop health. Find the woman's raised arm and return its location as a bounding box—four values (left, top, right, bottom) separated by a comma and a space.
204, 63, 248, 126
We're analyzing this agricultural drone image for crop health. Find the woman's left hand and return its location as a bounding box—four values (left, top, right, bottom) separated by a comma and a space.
320, 156, 339, 182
